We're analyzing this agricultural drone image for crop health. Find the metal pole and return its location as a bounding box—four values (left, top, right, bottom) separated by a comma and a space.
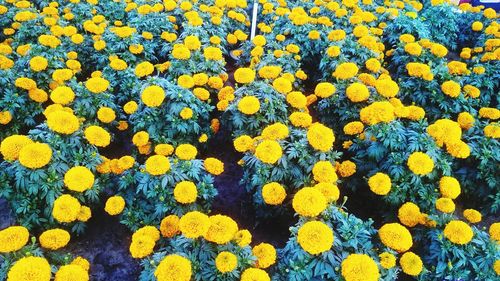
250, 1, 259, 39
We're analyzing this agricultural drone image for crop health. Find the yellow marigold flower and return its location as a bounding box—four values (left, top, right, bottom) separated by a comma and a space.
0, 226, 29, 253
46, 111, 80, 135
289, 112, 312, 128
375, 79, 399, 98
19, 142, 52, 169
215, 251, 238, 273
104, 196, 125, 215
52, 194, 81, 223
234, 68, 256, 84
457, 112, 474, 130
398, 202, 422, 227
255, 140, 282, 164
444, 220, 474, 245
406, 62, 432, 79
177, 75, 194, 89
368, 172, 391, 195
341, 254, 380, 281
286, 92, 307, 109
490, 223, 500, 242
179, 211, 210, 239
15, 77, 37, 90
407, 152, 434, 175
30, 56, 48, 72
204, 158, 224, 175
379, 252, 396, 269
132, 131, 149, 147
141, 85, 165, 107
262, 182, 286, 205
155, 255, 192, 281
379, 223, 413, 252
234, 229, 252, 247
110, 58, 127, 71
240, 268, 270, 281
133, 226, 160, 242
441, 80, 461, 98
446, 140, 470, 159
174, 181, 198, 204
172, 44, 191, 60
50, 86, 75, 105
400, 34, 415, 43
0, 111, 12, 125
85, 76, 109, 94
129, 235, 155, 259
272, 77, 292, 94
430, 43, 448, 57
203, 46, 223, 60
77, 206, 92, 222
39, 228, 70, 250
333, 62, 359, 80
314, 182, 340, 202
484, 123, 500, 138
427, 119, 462, 147
365, 58, 381, 73
253, 243, 276, 268
64, 166, 94, 192
463, 85, 480, 98
493, 260, 500, 275
261, 123, 289, 140
55, 264, 89, 281
175, 144, 197, 160
234, 135, 253, 152
436, 197, 455, 213
0, 135, 33, 161
52, 68, 73, 82
135, 61, 154, 77
307, 123, 335, 152
160, 215, 180, 238
29, 88, 48, 103
472, 21, 483, 31
238, 96, 260, 115
463, 209, 482, 224
258, 65, 282, 79
7, 256, 51, 281
312, 161, 338, 183
154, 144, 174, 156
343, 121, 364, 135
346, 82, 370, 102
439, 176, 461, 199
179, 107, 193, 119
292, 187, 327, 217
84, 125, 111, 147
71, 257, 90, 271
400, 252, 423, 276
297, 221, 334, 255
145, 155, 170, 176
479, 108, 500, 120
360, 101, 395, 125
97, 107, 116, 123
327, 46, 341, 57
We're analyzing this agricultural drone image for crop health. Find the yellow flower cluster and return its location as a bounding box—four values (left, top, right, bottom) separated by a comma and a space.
297, 221, 334, 255
64, 166, 95, 192
341, 254, 380, 281
0, 226, 29, 253
39, 228, 71, 250
292, 187, 327, 217
155, 254, 192, 281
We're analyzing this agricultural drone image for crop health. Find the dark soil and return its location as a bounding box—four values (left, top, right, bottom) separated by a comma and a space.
207, 126, 292, 248
66, 210, 141, 281
0, 198, 15, 229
